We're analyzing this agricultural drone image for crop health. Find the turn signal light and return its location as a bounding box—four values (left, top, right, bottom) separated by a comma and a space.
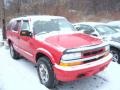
60, 61, 83, 66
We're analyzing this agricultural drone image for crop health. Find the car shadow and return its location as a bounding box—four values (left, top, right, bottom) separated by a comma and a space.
52, 74, 108, 90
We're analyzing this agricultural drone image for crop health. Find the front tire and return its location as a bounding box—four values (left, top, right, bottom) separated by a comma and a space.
111, 48, 120, 64
37, 57, 57, 88
10, 44, 20, 59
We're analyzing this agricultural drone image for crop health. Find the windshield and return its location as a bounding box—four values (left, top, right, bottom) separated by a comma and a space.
95, 25, 118, 35
32, 18, 75, 35
110, 26, 120, 31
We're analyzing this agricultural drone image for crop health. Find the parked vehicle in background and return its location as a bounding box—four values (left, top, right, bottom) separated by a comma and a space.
6, 16, 112, 88
107, 21, 120, 32
73, 22, 120, 64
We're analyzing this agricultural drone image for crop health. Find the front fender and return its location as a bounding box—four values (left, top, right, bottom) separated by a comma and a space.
35, 48, 56, 64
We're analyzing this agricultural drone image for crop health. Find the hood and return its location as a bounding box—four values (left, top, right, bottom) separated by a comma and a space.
102, 33, 120, 43
111, 33, 120, 43
45, 33, 102, 49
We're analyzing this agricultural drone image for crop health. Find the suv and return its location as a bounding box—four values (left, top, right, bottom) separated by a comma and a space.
6, 16, 112, 88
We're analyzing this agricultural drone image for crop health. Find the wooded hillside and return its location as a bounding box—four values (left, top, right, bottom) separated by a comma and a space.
1, 0, 120, 22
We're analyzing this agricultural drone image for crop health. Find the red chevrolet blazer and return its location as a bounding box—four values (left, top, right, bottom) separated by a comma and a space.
6, 15, 112, 88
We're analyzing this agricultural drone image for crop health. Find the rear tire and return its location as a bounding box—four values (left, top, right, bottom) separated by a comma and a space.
10, 43, 20, 59
37, 57, 57, 88
111, 48, 120, 64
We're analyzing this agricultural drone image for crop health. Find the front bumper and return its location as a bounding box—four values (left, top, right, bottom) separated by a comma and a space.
53, 53, 112, 81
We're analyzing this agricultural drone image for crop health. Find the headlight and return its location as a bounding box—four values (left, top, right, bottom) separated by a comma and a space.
60, 52, 82, 66
61, 52, 81, 61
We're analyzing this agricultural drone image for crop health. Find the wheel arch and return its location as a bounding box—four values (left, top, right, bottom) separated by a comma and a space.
110, 46, 120, 51
35, 48, 55, 65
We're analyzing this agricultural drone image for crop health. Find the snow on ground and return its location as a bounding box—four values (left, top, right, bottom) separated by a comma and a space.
0, 46, 120, 90
0, 46, 48, 90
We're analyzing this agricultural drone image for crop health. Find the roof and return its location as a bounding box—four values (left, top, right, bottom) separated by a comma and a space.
74, 22, 106, 27
108, 21, 120, 26
11, 15, 65, 21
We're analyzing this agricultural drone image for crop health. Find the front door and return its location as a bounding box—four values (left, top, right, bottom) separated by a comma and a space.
11, 20, 21, 49
18, 20, 34, 61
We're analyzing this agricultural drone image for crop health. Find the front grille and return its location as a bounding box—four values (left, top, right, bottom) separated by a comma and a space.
83, 55, 104, 63
83, 48, 104, 58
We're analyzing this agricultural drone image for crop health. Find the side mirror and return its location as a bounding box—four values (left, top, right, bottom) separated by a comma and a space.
84, 29, 94, 34
83, 30, 91, 34
91, 34, 98, 37
20, 30, 32, 37
75, 27, 81, 30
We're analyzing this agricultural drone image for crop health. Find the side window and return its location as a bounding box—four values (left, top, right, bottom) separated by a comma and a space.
80, 25, 95, 34
21, 20, 30, 31
11, 20, 21, 31
78, 25, 85, 30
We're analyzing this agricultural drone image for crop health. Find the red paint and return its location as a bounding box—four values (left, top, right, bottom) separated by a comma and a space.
45, 33, 102, 49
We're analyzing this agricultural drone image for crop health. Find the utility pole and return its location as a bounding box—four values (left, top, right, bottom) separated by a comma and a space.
2, 0, 6, 40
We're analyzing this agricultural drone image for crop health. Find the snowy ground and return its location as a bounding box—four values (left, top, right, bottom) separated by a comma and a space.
0, 46, 120, 90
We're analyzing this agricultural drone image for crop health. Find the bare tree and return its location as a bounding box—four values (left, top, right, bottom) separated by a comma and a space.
2, 0, 120, 23
1, 0, 6, 39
